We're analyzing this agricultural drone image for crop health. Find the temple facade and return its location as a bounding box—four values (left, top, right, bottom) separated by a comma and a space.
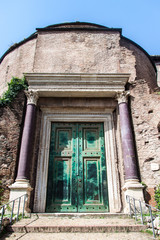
0, 22, 160, 213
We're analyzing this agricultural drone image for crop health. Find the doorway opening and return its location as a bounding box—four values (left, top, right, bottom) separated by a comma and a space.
46, 122, 109, 212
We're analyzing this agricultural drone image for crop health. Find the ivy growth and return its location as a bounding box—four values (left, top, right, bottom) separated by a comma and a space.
0, 77, 28, 106
155, 184, 160, 210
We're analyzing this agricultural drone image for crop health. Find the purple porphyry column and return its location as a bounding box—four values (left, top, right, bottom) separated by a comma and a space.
16, 90, 38, 180
117, 91, 139, 180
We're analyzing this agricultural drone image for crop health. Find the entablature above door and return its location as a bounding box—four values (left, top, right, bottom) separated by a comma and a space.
25, 73, 130, 98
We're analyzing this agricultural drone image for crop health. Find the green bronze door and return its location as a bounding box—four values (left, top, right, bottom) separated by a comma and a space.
46, 122, 109, 212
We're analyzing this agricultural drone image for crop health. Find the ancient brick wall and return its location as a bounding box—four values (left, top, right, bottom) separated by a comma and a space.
121, 39, 157, 89
130, 81, 160, 204
0, 92, 26, 203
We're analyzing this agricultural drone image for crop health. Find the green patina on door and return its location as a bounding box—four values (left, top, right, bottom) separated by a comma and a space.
46, 122, 109, 212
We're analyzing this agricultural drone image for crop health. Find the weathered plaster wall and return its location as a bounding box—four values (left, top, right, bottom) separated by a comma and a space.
33, 31, 121, 73
0, 92, 26, 202
0, 38, 37, 96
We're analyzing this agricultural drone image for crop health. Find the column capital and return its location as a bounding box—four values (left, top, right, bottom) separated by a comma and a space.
25, 90, 39, 105
116, 91, 130, 104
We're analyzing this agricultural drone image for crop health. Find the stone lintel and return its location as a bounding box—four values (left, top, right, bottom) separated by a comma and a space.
25, 73, 130, 98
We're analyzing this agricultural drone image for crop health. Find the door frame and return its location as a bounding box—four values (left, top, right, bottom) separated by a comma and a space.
46, 122, 109, 212
34, 109, 121, 213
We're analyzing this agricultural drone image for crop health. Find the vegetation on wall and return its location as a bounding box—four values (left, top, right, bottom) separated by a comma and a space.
0, 77, 28, 106
155, 184, 160, 210
0, 181, 4, 205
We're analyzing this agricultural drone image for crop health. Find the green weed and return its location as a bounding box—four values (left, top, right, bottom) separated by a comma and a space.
0, 77, 28, 106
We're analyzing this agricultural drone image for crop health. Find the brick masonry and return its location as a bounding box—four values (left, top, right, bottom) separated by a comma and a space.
0, 92, 26, 203
130, 81, 160, 205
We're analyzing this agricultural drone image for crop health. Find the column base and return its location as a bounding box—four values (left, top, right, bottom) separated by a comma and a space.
123, 179, 145, 213
9, 179, 33, 213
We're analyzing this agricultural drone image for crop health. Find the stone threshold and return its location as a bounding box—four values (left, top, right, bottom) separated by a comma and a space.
34, 213, 128, 219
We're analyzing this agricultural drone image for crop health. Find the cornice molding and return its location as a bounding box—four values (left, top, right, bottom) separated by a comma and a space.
25, 73, 130, 98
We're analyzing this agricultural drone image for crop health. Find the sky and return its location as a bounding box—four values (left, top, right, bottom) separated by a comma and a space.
0, 0, 160, 58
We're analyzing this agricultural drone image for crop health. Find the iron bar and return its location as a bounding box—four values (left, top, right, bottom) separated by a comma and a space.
0, 194, 28, 232
149, 206, 156, 238
0, 206, 4, 231
128, 196, 132, 217
22, 195, 26, 218
16, 197, 21, 221
133, 198, 137, 221
10, 200, 15, 223
139, 200, 144, 224
126, 195, 160, 238
0, 194, 27, 208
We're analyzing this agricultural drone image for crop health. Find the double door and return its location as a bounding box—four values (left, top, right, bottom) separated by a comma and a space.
46, 122, 109, 212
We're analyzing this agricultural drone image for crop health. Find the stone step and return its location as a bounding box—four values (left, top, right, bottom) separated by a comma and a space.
2, 232, 154, 240
7, 224, 147, 233
35, 213, 129, 219
7, 215, 147, 233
